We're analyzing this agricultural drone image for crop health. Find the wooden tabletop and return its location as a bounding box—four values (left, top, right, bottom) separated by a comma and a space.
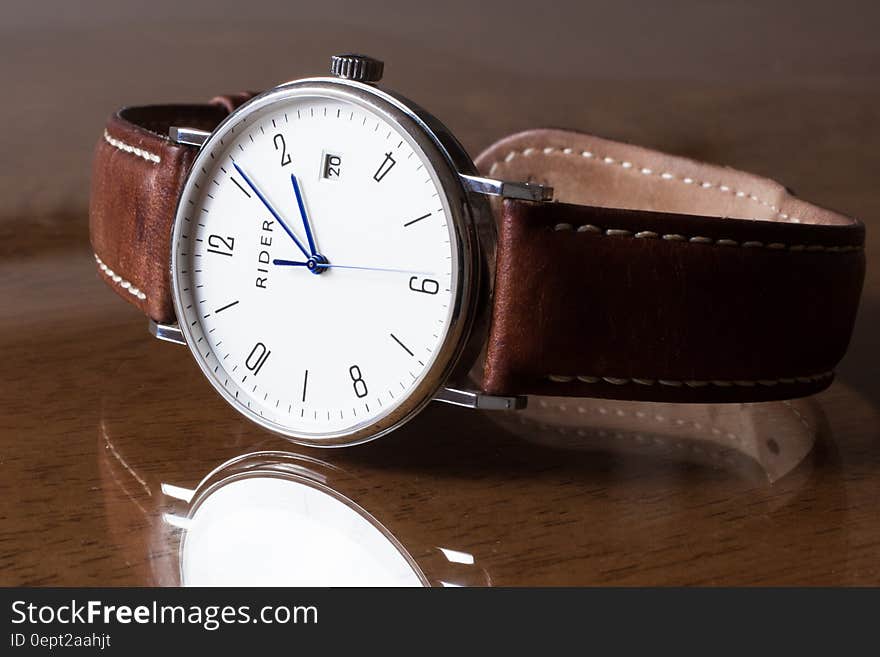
1, 2, 879, 586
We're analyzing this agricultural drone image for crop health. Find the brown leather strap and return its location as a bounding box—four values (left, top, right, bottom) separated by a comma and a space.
91, 105, 864, 404
474, 129, 865, 402
89, 94, 256, 322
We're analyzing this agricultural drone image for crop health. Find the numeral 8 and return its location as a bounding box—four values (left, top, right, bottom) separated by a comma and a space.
349, 365, 368, 398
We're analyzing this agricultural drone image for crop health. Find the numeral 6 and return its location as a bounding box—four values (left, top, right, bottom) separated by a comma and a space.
408, 276, 439, 295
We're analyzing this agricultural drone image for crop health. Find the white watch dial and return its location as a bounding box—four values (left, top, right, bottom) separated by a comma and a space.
172, 89, 461, 443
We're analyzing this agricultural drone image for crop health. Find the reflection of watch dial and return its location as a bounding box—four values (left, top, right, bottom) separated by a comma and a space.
172, 88, 464, 444
181, 475, 426, 587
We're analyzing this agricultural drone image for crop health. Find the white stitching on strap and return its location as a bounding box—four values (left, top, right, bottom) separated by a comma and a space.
489, 146, 801, 223
551, 222, 862, 253
547, 371, 833, 388
94, 253, 146, 301
103, 129, 161, 164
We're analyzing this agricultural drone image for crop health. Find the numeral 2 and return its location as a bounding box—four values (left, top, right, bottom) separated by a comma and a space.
246, 342, 271, 375
273, 133, 291, 167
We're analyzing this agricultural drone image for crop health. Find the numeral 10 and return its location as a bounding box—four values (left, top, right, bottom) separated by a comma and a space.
246, 342, 271, 375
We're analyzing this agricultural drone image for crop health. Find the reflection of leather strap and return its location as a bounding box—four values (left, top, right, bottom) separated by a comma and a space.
475, 129, 865, 402
89, 94, 255, 322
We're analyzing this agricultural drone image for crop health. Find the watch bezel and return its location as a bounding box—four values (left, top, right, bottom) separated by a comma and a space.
169, 77, 491, 447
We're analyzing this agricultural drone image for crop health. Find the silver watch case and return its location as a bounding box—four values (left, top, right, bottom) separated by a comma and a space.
168, 77, 496, 447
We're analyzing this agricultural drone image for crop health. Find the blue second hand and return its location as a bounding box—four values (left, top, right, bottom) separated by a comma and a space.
273, 259, 434, 276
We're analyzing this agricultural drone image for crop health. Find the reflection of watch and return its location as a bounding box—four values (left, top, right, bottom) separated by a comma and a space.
89, 54, 865, 447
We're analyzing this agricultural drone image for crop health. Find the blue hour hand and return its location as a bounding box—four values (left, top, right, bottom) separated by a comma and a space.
291, 174, 318, 256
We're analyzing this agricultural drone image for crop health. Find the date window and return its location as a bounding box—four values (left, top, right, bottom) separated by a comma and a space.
321, 152, 342, 180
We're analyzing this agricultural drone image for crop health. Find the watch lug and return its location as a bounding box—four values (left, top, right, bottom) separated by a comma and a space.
459, 174, 553, 202
433, 387, 527, 411
168, 126, 211, 147
148, 320, 186, 345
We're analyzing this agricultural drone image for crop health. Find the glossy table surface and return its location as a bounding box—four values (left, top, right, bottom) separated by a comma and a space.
1, 3, 879, 586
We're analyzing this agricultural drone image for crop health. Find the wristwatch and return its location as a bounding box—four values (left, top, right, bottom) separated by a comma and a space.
89, 54, 865, 447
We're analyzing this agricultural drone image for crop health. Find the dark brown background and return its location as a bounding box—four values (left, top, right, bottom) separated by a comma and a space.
1, 0, 878, 585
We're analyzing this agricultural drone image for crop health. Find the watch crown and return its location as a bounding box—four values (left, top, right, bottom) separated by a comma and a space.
330, 54, 384, 84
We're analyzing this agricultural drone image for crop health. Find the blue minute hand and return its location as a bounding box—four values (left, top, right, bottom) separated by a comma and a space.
291, 174, 317, 255
232, 162, 310, 259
